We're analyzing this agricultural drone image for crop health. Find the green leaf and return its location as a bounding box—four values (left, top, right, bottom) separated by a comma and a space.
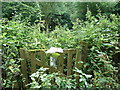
52, 53, 60, 58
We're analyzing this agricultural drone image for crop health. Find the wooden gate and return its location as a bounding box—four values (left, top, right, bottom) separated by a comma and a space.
20, 47, 87, 87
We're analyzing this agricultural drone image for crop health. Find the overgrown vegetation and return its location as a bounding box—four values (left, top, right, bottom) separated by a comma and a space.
1, 2, 120, 89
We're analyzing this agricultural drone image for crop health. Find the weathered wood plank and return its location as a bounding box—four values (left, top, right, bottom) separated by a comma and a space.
75, 49, 82, 69
40, 51, 46, 66
75, 48, 82, 86
64, 49, 76, 54
35, 58, 42, 66
28, 49, 46, 52
58, 53, 64, 73
67, 50, 73, 76
29, 51, 36, 73
19, 48, 28, 86
81, 42, 88, 62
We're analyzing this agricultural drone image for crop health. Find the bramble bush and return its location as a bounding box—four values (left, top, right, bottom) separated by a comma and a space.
1, 10, 120, 88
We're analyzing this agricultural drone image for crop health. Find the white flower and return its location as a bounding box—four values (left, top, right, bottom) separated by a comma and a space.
46, 47, 63, 54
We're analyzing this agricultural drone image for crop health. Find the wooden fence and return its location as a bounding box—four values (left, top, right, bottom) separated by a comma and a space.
19, 47, 87, 87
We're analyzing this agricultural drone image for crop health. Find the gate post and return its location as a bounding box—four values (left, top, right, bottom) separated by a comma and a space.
75, 42, 88, 87
20, 48, 28, 87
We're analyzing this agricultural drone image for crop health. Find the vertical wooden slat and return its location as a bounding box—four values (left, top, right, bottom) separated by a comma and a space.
80, 41, 88, 62
58, 53, 64, 73
67, 50, 73, 76
40, 51, 46, 66
75, 48, 82, 86
76, 49, 82, 69
29, 51, 36, 73
19, 48, 28, 86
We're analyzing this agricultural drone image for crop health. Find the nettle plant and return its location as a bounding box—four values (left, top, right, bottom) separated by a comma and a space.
1, 18, 28, 88
1, 17, 47, 88
27, 67, 76, 89
47, 26, 78, 49
27, 67, 92, 89
72, 10, 120, 88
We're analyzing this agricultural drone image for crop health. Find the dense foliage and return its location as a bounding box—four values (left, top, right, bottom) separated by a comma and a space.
1, 2, 120, 89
